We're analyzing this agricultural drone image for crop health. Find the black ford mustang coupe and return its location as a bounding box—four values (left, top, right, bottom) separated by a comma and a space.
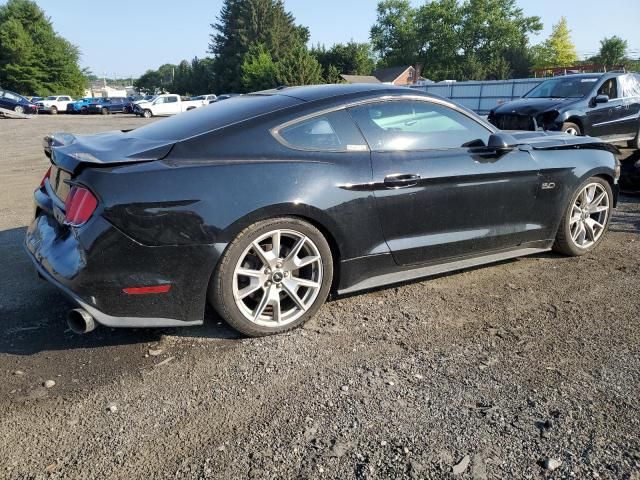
26, 84, 620, 337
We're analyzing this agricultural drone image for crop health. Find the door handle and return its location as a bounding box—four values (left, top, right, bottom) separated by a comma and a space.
383, 173, 421, 188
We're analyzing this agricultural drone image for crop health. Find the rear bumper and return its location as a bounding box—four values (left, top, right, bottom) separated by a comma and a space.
25, 189, 220, 328
25, 246, 202, 329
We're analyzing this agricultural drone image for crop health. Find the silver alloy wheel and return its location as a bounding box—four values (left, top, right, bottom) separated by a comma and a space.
14, 105, 24, 114
569, 182, 610, 249
564, 127, 579, 135
232, 229, 323, 327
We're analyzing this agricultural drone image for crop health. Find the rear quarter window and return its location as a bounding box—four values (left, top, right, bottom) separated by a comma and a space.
274, 110, 368, 152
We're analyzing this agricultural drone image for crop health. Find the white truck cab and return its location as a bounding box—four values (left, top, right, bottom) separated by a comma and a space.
36, 96, 74, 114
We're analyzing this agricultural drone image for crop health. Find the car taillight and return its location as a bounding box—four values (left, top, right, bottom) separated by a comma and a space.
64, 186, 98, 226
39, 166, 51, 189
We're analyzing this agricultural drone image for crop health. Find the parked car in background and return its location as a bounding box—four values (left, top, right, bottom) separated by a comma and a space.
36, 95, 74, 114
131, 95, 155, 115
0, 89, 38, 115
488, 72, 640, 149
87, 97, 131, 115
211, 93, 240, 104
27, 84, 620, 337
66, 97, 99, 114
29, 96, 44, 104
137, 94, 204, 118
191, 94, 217, 103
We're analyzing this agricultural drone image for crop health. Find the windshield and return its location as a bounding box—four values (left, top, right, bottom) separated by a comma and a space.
45, 96, 57, 100
525, 77, 600, 98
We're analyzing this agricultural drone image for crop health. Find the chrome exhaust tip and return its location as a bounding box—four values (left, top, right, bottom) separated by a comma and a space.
67, 308, 97, 334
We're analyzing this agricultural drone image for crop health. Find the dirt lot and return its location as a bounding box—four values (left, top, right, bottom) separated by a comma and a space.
0, 115, 639, 480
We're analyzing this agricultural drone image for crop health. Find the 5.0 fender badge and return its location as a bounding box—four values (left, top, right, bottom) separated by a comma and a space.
541, 182, 556, 190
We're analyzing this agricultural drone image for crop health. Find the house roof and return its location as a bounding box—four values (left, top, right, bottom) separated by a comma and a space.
340, 74, 381, 84
372, 66, 413, 83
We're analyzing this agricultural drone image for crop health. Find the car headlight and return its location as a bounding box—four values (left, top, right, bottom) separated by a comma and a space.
536, 111, 560, 128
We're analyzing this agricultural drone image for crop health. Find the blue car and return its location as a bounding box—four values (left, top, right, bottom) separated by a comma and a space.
86, 97, 131, 115
66, 97, 99, 114
0, 89, 38, 115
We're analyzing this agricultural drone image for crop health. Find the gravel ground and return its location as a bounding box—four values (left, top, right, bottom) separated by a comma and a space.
0, 115, 639, 480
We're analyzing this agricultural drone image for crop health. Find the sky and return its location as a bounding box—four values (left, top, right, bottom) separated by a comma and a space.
30, 0, 640, 79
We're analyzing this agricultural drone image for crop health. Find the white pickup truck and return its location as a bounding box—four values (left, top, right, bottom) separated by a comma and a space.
137, 94, 207, 118
36, 95, 74, 114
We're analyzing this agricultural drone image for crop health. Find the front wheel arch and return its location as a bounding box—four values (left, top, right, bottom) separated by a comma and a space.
564, 117, 584, 134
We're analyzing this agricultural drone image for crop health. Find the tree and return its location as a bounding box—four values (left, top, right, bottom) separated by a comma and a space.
312, 41, 376, 82
276, 43, 324, 86
0, 0, 86, 96
134, 57, 215, 95
534, 17, 577, 68
209, 0, 309, 92
598, 36, 627, 67
241, 43, 279, 91
370, 0, 421, 68
370, 0, 542, 81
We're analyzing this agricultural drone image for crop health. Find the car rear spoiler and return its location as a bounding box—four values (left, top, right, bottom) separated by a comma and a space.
43, 131, 175, 174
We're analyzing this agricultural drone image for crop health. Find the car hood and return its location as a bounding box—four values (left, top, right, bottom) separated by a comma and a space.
493, 97, 578, 116
45, 130, 175, 174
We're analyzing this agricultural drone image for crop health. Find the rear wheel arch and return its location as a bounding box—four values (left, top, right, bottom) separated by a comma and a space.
210, 206, 343, 294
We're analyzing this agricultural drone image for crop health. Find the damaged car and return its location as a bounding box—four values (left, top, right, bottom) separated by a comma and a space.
488, 72, 640, 149
26, 84, 620, 337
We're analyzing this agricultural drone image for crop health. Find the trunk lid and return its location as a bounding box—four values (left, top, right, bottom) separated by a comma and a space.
44, 130, 175, 175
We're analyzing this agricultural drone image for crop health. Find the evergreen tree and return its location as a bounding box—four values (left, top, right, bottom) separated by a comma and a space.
312, 41, 376, 82
0, 0, 86, 96
538, 17, 578, 68
241, 43, 279, 91
276, 43, 324, 86
209, 0, 309, 92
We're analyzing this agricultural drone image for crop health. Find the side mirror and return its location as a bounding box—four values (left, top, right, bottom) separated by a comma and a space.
487, 132, 517, 151
594, 94, 609, 104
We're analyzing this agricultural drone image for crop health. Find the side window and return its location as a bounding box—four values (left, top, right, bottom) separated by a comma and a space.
167, 96, 178, 103
275, 109, 368, 152
155, 97, 166, 104
598, 79, 618, 99
349, 100, 491, 151
619, 74, 640, 98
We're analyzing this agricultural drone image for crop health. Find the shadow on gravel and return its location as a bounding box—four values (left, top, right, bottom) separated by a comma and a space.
0, 227, 239, 356
610, 194, 640, 234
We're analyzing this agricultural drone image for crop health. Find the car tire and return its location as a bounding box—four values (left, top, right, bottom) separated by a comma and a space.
14, 105, 24, 114
124, 106, 130, 114
142, 109, 152, 118
561, 122, 581, 136
101, 107, 109, 115
81, 106, 88, 114
209, 217, 333, 337
553, 176, 613, 257
50, 106, 58, 115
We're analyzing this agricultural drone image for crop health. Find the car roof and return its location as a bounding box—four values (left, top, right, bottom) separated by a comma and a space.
258, 83, 424, 102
